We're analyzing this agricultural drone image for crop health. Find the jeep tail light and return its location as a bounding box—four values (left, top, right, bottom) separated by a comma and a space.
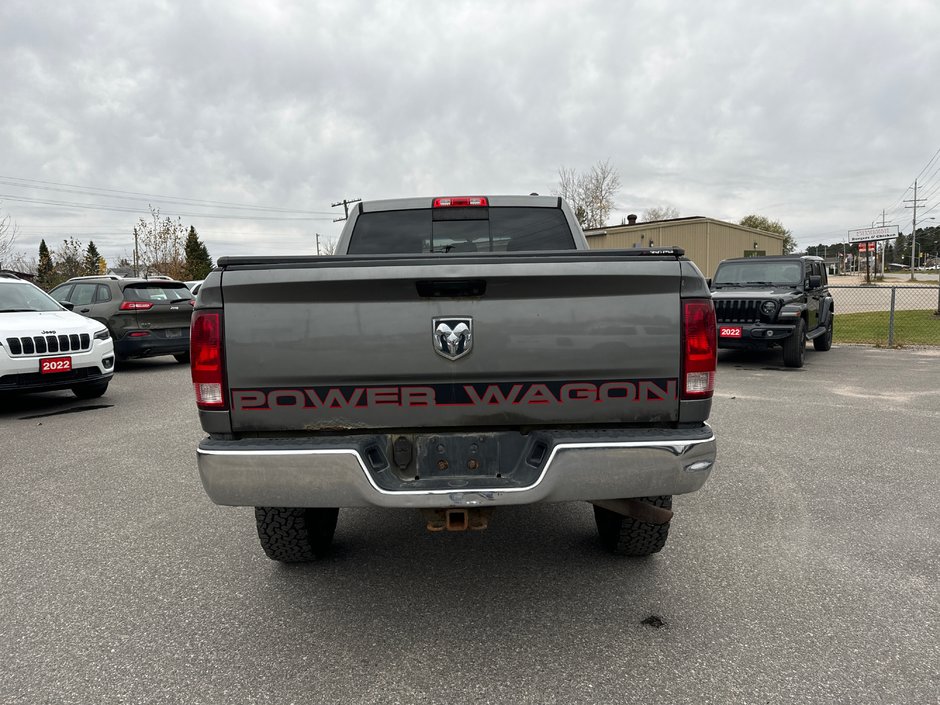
433, 196, 488, 208
681, 299, 716, 399
191, 310, 227, 409
120, 301, 153, 310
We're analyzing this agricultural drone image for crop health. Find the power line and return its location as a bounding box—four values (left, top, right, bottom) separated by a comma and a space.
913, 146, 940, 183
916, 172, 940, 206
13, 225, 323, 239
876, 146, 940, 226
0, 193, 334, 221
0, 174, 335, 215
916, 201, 940, 220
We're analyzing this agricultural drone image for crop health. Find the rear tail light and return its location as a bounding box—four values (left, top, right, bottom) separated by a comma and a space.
120, 301, 153, 310
128, 331, 150, 338
433, 196, 488, 208
681, 298, 717, 399
191, 310, 227, 409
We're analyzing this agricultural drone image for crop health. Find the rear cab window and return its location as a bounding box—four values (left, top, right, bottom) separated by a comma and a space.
122, 283, 194, 303
347, 206, 576, 254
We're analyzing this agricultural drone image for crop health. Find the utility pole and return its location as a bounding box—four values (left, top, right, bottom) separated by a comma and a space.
904, 181, 925, 281
880, 209, 886, 278
331, 197, 361, 223
133, 226, 139, 277
315, 233, 321, 255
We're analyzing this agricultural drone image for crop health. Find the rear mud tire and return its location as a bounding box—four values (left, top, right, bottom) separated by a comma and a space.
593, 495, 672, 556
813, 314, 833, 351
173, 352, 190, 364
254, 507, 339, 563
71, 381, 110, 399
782, 318, 807, 368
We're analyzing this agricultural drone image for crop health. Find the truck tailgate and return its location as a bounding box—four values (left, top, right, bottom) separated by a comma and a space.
220, 254, 683, 432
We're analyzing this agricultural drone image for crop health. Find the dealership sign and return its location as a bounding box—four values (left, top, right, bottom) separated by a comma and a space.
847, 225, 899, 243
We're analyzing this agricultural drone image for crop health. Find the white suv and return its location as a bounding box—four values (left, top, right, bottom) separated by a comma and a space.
0, 274, 115, 398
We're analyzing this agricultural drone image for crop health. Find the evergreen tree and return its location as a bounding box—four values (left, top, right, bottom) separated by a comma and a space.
37, 239, 55, 290
84, 241, 102, 275
183, 226, 213, 279
894, 234, 908, 266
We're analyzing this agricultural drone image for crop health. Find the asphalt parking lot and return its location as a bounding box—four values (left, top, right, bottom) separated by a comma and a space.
2, 347, 938, 704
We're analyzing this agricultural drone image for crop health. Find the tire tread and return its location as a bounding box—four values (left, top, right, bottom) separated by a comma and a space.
254, 507, 338, 563
594, 495, 672, 556
782, 318, 807, 367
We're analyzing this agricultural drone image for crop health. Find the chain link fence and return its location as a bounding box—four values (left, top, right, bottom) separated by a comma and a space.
830, 285, 940, 346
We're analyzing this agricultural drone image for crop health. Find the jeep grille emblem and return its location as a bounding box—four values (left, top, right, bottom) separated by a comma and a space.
433, 317, 473, 360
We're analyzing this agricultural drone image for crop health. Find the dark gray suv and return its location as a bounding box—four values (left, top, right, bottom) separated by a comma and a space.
50, 276, 194, 362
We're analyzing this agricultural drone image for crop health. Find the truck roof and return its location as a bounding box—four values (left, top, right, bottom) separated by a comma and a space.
358, 194, 562, 213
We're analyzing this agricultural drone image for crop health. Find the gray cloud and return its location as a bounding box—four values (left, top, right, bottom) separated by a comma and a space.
2, 0, 939, 264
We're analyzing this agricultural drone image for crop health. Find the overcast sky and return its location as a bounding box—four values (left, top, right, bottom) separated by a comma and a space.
2, 0, 939, 265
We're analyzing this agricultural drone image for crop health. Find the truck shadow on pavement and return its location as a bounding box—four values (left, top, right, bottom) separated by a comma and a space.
254, 503, 677, 633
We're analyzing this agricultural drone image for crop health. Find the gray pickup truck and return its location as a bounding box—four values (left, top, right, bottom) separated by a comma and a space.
191, 195, 717, 562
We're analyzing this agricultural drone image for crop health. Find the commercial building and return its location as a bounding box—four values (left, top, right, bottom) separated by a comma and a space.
584, 215, 786, 278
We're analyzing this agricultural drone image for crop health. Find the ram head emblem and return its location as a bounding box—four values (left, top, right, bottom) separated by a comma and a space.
432, 317, 473, 360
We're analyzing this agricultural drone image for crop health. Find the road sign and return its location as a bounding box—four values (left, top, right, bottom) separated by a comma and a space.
847, 225, 899, 243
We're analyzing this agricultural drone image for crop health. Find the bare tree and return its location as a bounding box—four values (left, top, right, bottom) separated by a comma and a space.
643, 205, 680, 222
135, 206, 187, 279
5, 253, 36, 274
555, 160, 621, 230
555, 167, 587, 226
320, 237, 337, 256
0, 205, 18, 269
584, 160, 621, 230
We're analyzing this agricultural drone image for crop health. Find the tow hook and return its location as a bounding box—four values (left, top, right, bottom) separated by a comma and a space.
589, 499, 674, 525
421, 508, 493, 532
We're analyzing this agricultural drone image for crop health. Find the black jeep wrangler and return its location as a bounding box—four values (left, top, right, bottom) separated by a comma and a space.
710, 255, 834, 368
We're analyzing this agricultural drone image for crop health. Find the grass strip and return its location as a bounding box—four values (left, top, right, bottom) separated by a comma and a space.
834, 309, 940, 346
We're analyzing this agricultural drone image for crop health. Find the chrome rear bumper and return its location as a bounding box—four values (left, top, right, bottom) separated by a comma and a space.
197, 426, 716, 508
